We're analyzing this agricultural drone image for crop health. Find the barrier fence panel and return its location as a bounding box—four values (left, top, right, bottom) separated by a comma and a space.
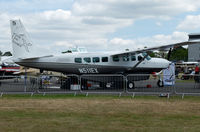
37, 74, 79, 93
1, 74, 200, 96
80, 74, 125, 93
0, 76, 37, 93
175, 74, 200, 95
126, 74, 174, 94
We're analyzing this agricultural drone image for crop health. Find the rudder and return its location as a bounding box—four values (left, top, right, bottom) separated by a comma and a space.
10, 20, 35, 59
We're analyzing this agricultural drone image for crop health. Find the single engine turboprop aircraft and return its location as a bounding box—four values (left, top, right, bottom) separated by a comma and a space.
10, 20, 200, 88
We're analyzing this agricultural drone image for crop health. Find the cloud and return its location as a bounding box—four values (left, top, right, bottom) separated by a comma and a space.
108, 31, 188, 51
156, 22, 162, 26
0, 0, 74, 13
42, 9, 71, 21
0, 0, 198, 54
72, 0, 200, 19
177, 15, 200, 30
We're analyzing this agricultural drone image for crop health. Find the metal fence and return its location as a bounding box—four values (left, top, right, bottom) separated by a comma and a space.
126, 74, 174, 95
0, 76, 37, 94
37, 74, 79, 94
175, 74, 200, 95
80, 74, 125, 94
0, 74, 200, 96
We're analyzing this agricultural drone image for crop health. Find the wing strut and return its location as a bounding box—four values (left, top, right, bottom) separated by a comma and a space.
167, 48, 172, 60
131, 54, 148, 70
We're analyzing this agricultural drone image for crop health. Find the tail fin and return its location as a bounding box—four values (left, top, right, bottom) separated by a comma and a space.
10, 19, 35, 59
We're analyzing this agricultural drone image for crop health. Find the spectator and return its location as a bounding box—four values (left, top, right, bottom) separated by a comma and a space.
194, 64, 200, 83
195, 64, 199, 74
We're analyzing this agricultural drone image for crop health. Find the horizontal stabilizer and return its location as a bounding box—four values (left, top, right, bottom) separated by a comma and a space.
21, 55, 53, 60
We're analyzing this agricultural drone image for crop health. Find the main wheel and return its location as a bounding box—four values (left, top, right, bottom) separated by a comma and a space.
81, 79, 88, 90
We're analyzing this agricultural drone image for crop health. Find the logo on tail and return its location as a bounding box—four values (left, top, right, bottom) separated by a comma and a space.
12, 33, 32, 52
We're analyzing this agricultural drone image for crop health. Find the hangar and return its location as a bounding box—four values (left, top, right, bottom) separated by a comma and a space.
188, 33, 200, 62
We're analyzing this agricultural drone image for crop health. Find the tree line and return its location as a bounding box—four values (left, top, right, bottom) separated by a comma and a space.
148, 46, 188, 62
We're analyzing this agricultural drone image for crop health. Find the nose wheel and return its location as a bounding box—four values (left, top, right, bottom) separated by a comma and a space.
157, 79, 164, 87
127, 81, 135, 89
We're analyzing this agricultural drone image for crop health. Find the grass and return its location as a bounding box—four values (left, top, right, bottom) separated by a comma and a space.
1, 95, 200, 132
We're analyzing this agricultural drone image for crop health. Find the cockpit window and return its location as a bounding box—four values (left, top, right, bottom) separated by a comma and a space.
142, 52, 147, 57
84, 57, 91, 63
142, 52, 151, 61
138, 55, 143, 61
146, 55, 151, 60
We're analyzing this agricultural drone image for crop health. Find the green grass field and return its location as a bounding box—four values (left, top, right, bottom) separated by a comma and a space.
0, 95, 200, 132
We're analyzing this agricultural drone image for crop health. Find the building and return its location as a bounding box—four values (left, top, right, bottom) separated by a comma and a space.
188, 33, 200, 62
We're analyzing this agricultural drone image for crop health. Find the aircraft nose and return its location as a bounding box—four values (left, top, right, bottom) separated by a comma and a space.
158, 58, 171, 68
151, 58, 171, 69
163, 59, 171, 68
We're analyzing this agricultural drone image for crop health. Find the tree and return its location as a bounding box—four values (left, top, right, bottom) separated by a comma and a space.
168, 46, 188, 61
147, 51, 156, 57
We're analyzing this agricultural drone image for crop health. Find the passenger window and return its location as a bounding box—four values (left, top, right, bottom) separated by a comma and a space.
123, 56, 129, 61
84, 57, 91, 63
93, 57, 100, 63
131, 55, 136, 61
138, 55, 143, 61
113, 55, 119, 62
74, 58, 82, 63
102, 57, 108, 62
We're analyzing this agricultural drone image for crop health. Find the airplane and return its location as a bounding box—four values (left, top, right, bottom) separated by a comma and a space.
10, 19, 200, 89
0, 56, 20, 76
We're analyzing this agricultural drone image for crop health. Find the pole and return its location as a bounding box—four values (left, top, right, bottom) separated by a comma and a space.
24, 67, 27, 92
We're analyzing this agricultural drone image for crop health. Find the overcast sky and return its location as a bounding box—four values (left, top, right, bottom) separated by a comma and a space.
1, 0, 200, 54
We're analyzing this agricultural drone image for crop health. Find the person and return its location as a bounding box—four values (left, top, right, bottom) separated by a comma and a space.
195, 64, 199, 74
194, 64, 200, 83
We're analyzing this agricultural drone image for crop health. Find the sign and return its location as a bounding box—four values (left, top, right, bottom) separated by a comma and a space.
163, 63, 175, 86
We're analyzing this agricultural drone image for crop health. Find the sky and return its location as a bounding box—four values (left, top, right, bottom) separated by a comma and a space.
1, 0, 200, 54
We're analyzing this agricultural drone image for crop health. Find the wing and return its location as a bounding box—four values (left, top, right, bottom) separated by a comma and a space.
111, 41, 200, 56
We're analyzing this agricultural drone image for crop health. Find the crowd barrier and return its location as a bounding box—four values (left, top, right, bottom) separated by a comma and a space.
0, 74, 199, 96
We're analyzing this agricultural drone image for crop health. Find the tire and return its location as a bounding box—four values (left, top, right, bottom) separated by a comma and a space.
60, 78, 71, 89
81, 79, 88, 90
127, 81, 135, 89
157, 80, 164, 87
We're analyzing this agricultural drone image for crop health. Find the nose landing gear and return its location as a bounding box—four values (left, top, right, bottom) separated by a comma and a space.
127, 81, 135, 89
157, 79, 164, 87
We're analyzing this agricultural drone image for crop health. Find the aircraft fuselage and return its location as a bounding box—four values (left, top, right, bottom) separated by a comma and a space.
14, 52, 170, 75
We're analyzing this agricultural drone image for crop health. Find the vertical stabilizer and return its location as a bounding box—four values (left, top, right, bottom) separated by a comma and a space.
10, 20, 35, 59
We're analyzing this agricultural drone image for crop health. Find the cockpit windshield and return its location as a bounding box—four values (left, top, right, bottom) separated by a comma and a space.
142, 52, 151, 61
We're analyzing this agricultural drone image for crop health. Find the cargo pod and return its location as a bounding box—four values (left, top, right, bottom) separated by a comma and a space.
80, 74, 125, 94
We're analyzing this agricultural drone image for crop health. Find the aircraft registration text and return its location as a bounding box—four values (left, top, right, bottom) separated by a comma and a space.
78, 68, 99, 74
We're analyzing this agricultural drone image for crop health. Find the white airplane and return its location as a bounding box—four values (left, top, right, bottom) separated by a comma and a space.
10, 20, 200, 88
0, 56, 20, 75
